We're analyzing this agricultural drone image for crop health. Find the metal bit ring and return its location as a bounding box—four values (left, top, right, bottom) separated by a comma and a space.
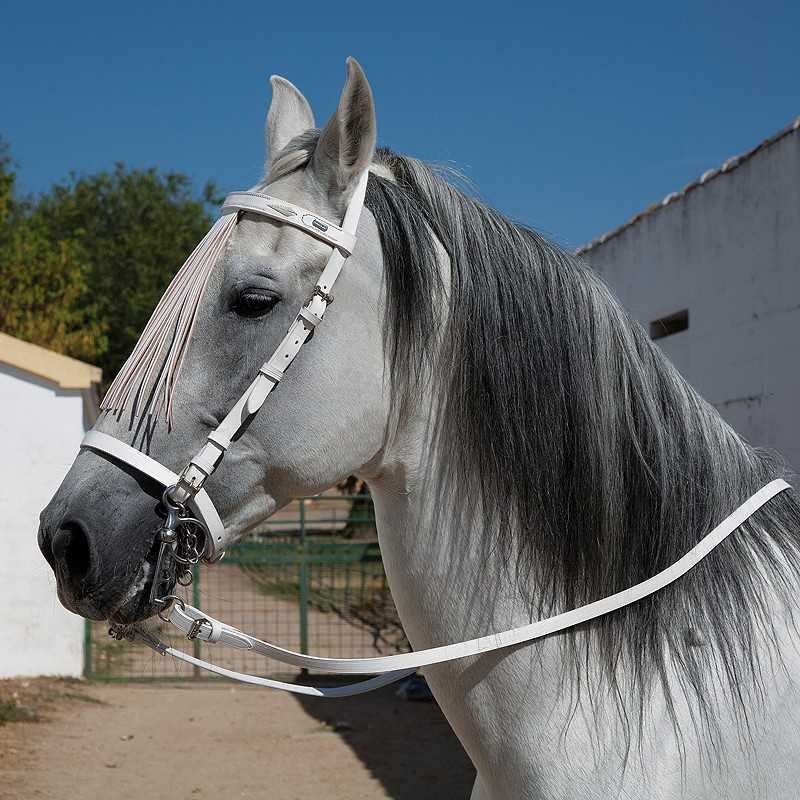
156, 594, 186, 622
177, 569, 194, 587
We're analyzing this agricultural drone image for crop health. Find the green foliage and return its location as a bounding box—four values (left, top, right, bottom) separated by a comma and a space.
0, 141, 16, 226
0, 216, 105, 363
0, 698, 40, 725
37, 164, 216, 383
0, 140, 105, 363
0, 137, 216, 384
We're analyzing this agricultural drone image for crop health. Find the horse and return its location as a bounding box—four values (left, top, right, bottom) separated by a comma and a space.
38, 58, 800, 798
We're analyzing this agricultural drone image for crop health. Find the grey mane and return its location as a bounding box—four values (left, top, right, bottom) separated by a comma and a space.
271, 133, 800, 755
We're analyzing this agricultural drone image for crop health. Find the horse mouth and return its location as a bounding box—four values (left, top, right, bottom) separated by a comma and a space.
108, 537, 180, 624
39, 516, 175, 625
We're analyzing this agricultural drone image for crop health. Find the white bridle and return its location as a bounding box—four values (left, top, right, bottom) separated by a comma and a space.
83, 170, 370, 559
83, 173, 792, 697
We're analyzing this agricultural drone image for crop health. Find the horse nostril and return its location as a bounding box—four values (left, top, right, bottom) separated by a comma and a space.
51, 521, 92, 583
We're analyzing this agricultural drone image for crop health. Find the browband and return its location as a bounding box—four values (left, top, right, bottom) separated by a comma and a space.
222, 192, 357, 256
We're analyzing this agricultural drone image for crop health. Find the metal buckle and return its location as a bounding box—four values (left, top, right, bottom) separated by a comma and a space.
186, 617, 210, 641
166, 474, 198, 507
305, 285, 333, 306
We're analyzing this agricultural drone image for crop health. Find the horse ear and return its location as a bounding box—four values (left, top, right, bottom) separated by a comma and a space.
266, 76, 315, 171
310, 57, 376, 203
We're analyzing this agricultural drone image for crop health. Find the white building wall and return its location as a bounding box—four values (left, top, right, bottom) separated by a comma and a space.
0, 364, 86, 677
583, 130, 800, 471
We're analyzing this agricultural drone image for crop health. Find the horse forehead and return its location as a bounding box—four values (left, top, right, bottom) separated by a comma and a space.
229, 213, 323, 255
251, 168, 338, 220
223, 172, 344, 270
222, 214, 330, 280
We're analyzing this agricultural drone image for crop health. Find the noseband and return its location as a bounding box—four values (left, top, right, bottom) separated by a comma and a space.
82, 171, 793, 697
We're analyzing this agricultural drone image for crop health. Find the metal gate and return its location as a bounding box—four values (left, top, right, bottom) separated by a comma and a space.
84, 493, 408, 681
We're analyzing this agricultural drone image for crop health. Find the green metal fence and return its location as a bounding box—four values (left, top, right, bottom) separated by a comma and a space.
84, 492, 408, 681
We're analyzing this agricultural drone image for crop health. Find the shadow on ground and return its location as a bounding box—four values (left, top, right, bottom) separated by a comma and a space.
295, 678, 476, 799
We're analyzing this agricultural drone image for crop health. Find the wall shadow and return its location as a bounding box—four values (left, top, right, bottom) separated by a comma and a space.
294, 679, 476, 799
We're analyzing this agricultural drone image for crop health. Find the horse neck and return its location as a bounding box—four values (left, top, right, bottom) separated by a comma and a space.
362, 226, 559, 665
363, 419, 797, 796
364, 428, 636, 790
365, 407, 554, 655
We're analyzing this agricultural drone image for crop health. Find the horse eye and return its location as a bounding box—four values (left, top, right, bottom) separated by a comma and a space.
234, 290, 280, 319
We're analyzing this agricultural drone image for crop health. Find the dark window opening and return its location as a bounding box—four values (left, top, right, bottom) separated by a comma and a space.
650, 309, 689, 340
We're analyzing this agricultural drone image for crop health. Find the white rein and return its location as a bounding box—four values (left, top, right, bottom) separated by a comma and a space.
120, 479, 790, 697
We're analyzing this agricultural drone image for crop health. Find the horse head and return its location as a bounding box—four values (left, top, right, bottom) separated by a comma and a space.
38, 59, 392, 623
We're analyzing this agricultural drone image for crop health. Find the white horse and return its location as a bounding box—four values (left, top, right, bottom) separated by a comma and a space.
39, 59, 800, 798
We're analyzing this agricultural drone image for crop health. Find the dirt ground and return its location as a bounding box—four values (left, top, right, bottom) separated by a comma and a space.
0, 678, 475, 800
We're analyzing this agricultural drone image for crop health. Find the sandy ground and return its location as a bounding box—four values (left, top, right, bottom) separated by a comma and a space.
0, 678, 475, 800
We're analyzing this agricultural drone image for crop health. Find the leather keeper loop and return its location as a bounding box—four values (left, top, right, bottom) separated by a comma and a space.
190, 450, 218, 478
259, 363, 285, 383
206, 616, 224, 643
298, 307, 322, 328
206, 431, 231, 452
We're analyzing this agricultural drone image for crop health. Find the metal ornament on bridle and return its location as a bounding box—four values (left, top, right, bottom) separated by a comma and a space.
147, 488, 205, 605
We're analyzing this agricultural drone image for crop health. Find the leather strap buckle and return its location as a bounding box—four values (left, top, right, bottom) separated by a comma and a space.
187, 617, 210, 641
305, 285, 334, 306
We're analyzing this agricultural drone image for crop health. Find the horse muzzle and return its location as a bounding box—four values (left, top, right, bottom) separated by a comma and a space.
38, 476, 170, 622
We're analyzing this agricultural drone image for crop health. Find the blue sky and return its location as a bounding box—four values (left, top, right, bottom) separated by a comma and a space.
2, 1, 797, 248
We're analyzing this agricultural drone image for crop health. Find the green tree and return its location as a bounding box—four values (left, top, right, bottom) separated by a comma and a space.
0, 140, 15, 226
35, 163, 217, 384
0, 141, 217, 384
0, 141, 105, 363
